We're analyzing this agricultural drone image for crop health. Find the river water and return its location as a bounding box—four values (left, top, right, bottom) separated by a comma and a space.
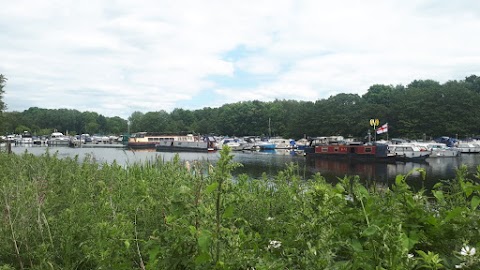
8, 145, 480, 190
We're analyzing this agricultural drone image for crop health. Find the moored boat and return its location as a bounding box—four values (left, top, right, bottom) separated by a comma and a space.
425, 143, 460, 157
295, 138, 309, 151
155, 135, 217, 152
455, 142, 480, 154
303, 136, 394, 161
127, 132, 162, 149
242, 136, 276, 151
20, 131, 33, 144
388, 144, 430, 161
217, 138, 243, 151
269, 137, 296, 149
47, 132, 70, 146
128, 132, 217, 151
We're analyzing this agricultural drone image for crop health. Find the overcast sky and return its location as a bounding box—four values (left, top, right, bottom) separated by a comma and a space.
1, 1, 479, 119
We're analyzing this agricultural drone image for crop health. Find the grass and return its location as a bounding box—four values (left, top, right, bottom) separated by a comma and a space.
0, 148, 479, 269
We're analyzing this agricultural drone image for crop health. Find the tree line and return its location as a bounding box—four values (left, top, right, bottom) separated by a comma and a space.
1, 74, 480, 139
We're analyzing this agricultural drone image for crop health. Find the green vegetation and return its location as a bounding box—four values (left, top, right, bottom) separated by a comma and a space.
0, 148, 479, 269
2, 75, 480, 139
0, 107, 128, 136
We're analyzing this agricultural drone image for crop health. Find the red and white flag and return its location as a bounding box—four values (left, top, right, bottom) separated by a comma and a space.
376, 123, 388, 134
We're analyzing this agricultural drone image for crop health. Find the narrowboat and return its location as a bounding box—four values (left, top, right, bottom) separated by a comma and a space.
127, 132, 158, 149
303, 136, 394, 161
127, 132, 217, 152
156, 135, 217, 152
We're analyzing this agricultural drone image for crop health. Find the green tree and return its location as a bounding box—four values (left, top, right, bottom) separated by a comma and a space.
97, 115, 107, 134
192, 107, 218, 134
312, 93, 365, 137
15, 125, 30, 134
141, 110, 171, 132
465, 74, 480, 93
85, 121, 100, 134
166, 109, 185, 132
0, 112, 21, 134
128, 111, 145, 133
362, 84, 397, 106
106, 117, 128, 134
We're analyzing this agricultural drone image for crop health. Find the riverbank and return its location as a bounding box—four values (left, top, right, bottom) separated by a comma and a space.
0, 149, 479, 269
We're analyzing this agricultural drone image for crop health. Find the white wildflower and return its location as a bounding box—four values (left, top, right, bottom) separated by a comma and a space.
407, 253, 414, 259
413, 194, 423, 201
266, 217, 274, 221
455, 262, 466, 268
345, 194, 354, 202
460, 246, 476, 256
268, 240, 282, 249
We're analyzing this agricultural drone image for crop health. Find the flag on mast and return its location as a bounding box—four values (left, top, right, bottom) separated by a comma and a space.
376, 123, 388, 134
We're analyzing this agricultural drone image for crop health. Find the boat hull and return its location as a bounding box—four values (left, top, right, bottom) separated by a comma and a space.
304, 144, 395, 162
127, 142, 157, 150
47, 140, 71, 146
155, 141, 216, 152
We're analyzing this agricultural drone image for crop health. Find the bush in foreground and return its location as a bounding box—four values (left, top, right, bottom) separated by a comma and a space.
0, 148, 479, 269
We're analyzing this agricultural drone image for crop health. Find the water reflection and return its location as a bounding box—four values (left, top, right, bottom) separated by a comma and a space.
304, 154, 480, 190
8, 146, 480, 189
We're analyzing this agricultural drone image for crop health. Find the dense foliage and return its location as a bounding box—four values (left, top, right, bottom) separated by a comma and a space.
0, 107, 128, 136
0, 148, 479, 269
2, 75, 480, 139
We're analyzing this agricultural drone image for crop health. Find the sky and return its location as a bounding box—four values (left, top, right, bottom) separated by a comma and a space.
1, 0, 480, 119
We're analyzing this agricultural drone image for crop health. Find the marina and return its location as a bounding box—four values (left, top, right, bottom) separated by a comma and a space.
3, 131, 480, 190
5, 143, 480, 190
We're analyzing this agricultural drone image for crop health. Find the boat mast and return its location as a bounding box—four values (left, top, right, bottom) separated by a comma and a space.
268, 117, 271, 138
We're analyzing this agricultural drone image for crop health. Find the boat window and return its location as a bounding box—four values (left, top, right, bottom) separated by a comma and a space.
334, 147, 339, 152
365, 147, 372, 153
321, 147, 328, 152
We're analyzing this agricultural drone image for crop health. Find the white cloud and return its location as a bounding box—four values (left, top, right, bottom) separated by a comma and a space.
1, 0, 480, 119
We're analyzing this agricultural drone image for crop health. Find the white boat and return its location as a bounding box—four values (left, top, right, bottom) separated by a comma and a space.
269, 137, 296, 149
155, 134, 217, 152
295, 138, 309, 151
6, 135, 15, 143
47, 132, 71, 146
455, 142, 480, 153
242, 136, 275, 151
217, 138, 243, 151
126, 132, 216, 152
388, 144, 431, 161
20, 131, 33, 144
425, 143, 460, 157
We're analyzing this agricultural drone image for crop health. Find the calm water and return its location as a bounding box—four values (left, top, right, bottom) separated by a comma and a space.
8, 145, 480, 189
